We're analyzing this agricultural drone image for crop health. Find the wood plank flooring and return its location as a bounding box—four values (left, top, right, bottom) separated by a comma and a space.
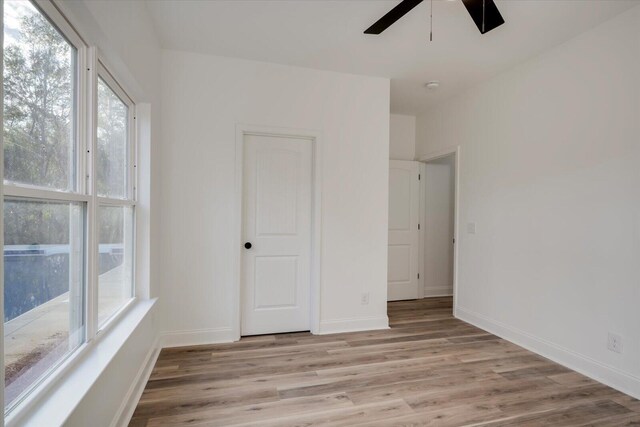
130, 297, 640, 426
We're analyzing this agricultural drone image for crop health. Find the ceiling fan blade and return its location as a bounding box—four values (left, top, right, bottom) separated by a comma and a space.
461, 0, 505, 34
364, 0, 424, 35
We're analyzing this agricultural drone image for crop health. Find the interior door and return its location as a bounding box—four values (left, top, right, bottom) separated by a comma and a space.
388, 160, 420, 301
242, 134, 312, 335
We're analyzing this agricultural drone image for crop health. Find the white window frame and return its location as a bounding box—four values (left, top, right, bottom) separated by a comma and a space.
93, 60, 137, 335
1, 0, 138, 417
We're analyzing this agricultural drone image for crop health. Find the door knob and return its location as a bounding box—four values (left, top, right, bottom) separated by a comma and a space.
244, 242, 252, 249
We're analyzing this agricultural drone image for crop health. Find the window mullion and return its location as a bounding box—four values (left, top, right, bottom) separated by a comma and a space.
131, 106, 137, 202
86, 46, 99, 342
77, 45, 88, 197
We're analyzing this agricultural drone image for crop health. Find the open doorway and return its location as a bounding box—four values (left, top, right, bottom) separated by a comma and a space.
420, 153, 455, 298
418, 149, 458, 316
386, 148, 458, 323
387, 148, 458, 311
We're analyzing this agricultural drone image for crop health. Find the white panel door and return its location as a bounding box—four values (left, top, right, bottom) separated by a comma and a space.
242, 134, 312, 335
388, 160, 420, 301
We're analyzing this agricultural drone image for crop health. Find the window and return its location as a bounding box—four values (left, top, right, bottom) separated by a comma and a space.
2, 0, 83, 410
2, 0, 137, 412
3, 199, 84, 406
95, 67, 135, 329
97, 77, 128, 199
97, 205, 133, 326
3, 0, 76, 192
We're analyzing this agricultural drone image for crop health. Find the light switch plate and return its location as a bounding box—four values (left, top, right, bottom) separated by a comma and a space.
467, 222, 476, 234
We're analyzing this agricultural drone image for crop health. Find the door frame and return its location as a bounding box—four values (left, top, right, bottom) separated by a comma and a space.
233, 124, 323, 340
418, 145, 460, 315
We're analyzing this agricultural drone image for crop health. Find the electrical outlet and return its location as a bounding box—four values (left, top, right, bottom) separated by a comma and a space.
467, 222, 476, 234
607, 332, 623, 354
361, 292, 370, 305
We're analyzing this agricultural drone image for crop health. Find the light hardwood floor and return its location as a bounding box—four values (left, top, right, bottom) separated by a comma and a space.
130, 297, 640, 426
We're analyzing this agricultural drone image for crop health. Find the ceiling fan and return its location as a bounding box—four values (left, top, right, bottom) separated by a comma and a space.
364, 0, 505, 37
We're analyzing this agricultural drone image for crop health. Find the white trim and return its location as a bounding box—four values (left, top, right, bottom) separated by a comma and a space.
318, 316, 390, 335
160, 327, 236, 348
234, 124, 323, 340
110, 336, 160, 427
418, 146, 460, 313
3, 184, 91, 203
132, 105, 138, 202
456, 306, 640, 400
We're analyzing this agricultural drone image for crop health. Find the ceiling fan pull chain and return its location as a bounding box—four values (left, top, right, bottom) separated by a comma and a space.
430, 0, 433, 42
363, 0, 504, 36
482, 0, 486, 34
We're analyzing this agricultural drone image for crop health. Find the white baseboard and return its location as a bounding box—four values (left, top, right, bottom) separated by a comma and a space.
161, 327, 235, 348
456, 306, 640, 400
111, 336, 160, 427
318, 316, 389, 335
423, 286, 453, 297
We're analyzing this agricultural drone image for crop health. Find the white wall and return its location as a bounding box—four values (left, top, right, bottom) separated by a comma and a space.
416, 5, 640, 398
390, 114, 416, 160
159, 50, 390, 342
423, 156, 455, 297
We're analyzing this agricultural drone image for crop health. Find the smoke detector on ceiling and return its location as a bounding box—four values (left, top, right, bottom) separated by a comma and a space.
425, 81, 440, 91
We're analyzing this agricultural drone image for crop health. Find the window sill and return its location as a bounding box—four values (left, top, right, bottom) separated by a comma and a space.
5, 298, 157, 427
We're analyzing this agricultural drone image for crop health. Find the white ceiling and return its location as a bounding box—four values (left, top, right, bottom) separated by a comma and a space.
145, 0, 638, 115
